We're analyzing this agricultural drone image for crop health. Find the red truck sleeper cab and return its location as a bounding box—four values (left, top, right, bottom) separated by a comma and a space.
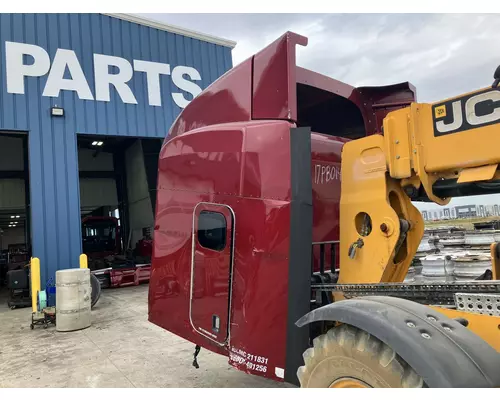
148, 31, 416, 385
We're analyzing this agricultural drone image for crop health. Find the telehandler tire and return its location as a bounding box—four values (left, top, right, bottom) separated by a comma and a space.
297, 324, 425, 388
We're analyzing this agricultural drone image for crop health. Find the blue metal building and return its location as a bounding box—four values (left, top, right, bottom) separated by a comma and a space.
0, 13, 234, 284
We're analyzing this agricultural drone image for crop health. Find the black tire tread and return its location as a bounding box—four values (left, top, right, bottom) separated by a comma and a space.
90, 273, 102, 308
297, 324, 424, 388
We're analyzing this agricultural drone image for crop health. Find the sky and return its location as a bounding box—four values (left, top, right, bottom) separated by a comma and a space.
139, 13, 500, 211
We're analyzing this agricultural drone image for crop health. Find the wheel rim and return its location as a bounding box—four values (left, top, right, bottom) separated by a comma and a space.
329, 378, 371, 388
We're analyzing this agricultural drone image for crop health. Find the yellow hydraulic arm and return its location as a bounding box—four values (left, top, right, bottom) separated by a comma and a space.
339, 76, 500, 286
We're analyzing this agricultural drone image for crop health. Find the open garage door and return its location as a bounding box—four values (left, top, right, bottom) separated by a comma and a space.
80, 178, 118, 212
77, 136, 161, 273
78, 137, 123, 271
0, 132, 30, 307
78, 144, 119, 213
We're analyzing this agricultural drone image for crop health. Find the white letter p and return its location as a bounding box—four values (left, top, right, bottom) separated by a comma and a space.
6, 41, 51, 95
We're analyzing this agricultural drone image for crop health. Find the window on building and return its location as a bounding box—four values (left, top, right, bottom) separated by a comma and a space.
197, 211, 226, 251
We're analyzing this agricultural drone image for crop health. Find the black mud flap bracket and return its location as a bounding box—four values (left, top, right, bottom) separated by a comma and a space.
284, 127, 313, 386
296, 296, 500, 388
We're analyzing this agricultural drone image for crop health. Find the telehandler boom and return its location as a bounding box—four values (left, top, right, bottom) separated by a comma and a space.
148, 32, 500, 388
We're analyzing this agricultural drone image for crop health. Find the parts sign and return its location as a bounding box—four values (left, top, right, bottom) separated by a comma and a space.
4, 41, 203, 109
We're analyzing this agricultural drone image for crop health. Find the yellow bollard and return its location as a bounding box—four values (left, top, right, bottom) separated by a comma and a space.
30, 257, 41, 313
79, 254, 88, 269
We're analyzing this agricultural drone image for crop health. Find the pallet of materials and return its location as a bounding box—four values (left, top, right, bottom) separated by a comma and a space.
406, 227, 496, 283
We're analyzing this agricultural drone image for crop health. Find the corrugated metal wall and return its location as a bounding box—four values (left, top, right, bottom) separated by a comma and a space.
0, 13, 232, 282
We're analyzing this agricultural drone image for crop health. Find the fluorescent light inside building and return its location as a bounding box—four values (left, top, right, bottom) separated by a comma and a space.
92, 141, 98, 146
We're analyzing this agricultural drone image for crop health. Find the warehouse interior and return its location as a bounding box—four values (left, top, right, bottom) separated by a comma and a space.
0, 131, 164, 303
77, 135, 162, 270
0, 132, 30, 296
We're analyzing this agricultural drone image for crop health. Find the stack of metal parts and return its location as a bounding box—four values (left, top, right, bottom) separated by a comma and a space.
405, 226, 497, 283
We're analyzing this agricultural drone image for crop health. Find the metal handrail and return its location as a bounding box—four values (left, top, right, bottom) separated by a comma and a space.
312, 240, 340, 274
312, 240, 340, 245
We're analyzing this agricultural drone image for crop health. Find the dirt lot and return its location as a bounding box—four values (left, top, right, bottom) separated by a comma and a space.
0, 285, 289, 388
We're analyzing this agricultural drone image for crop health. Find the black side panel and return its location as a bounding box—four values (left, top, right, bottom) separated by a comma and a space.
141, 139, 163, 215
284, 127, 313, 386
296, 296, 500, 388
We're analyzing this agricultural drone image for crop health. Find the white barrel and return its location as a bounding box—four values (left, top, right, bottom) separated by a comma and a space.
56, 268, 91, 332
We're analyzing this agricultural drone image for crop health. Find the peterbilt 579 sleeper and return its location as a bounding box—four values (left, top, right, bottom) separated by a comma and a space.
148, 32, 421, 385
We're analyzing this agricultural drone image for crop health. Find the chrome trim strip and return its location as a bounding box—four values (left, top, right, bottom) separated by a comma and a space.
189, 201, 236, 347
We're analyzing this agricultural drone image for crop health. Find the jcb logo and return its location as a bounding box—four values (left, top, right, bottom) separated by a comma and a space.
433, 87, 500, 136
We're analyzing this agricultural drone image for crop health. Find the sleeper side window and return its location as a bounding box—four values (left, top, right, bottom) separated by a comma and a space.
198, 211, 227, 251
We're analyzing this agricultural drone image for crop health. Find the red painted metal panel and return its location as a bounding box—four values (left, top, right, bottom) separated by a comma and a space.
296, 66, 356, 100
110, 268, 139, 287
159, 127, 244, 196
310, 133, 345, 244
309, 133, 346, 273
357, 82, 417, 133
190, 203, 234, 344
252, 32, 307, 121
226, 198, 291, 379
149, 30, 421, 384
149, 120, 295, 378
169, 58, 253, 138
241, 122, 294, 200
136, 265, 151, 283
150, 120, 347, 381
